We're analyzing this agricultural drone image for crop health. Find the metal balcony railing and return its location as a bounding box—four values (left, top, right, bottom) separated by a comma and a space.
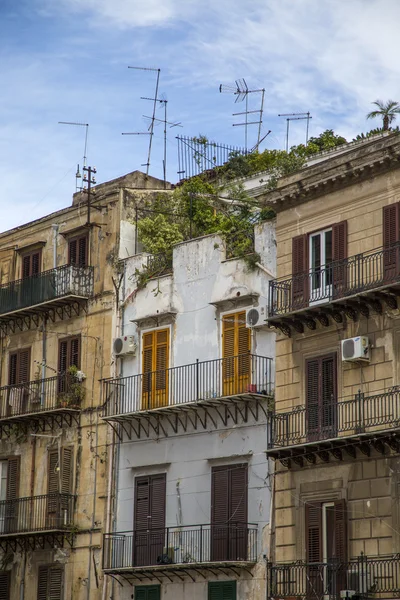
268, 555, 400, 600
268, 389, 400, 449
103, 354, 273, 417
0, 493, 74, 535
0, 264, 94, 316
269, 243, 400, 317
103, 523, 258, 570
0, 374, 83, 419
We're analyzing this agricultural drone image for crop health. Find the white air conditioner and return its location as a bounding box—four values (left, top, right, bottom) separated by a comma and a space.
113, 336, 137, 357
341, 336, 370, 363
246, 305, 268, 328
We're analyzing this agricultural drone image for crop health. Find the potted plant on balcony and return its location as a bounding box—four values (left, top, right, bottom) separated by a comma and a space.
57, 365, 85, 408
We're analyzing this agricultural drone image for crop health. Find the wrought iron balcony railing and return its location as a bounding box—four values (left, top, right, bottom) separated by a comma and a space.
267, 389, 400, 449
0, 493, 74, 536
0, 374, 83, 420
269, 243, 400, 317
268, 555, 400, 600
0, 264, 94, 316
103, 354, 273, 417
103, 523, 258, 570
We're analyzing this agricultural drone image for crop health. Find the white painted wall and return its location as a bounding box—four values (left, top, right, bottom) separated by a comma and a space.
113, 221, 276, 600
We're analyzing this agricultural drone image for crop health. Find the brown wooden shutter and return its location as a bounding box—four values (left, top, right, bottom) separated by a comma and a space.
9, 349, 31, 385
61, 448, 73, 494
32, 252, 40, 275
332, 221, 348, 296
211, 467, 229, 525
230, 464, 247, 524
135, 477, 150, 531
305, 502, 322, 563
383, 203, 400, 280
37, 566, 63, 600
58, 337, 81, 373
292, 234, 308, 308
22, 250, 41, 278
0, 572, 10, 600
58, 341, 68, 374
22, 255, 31, 279
37, 567, 48, 600
8, 354, 18, 386
321, 354, 337, 436
306, 358, 320, 441
48, 450, 59, 495
6, 456, 20, 500
150, 474, 166, 530
68, 239, 77, 265
134, 474, 166, 567
48, 448, 73, 495
70, 338, 80, 368
333, 499, 348, 561
78, 236, 87, 266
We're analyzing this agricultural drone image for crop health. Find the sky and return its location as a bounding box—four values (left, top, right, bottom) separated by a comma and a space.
1, 0, 400, 232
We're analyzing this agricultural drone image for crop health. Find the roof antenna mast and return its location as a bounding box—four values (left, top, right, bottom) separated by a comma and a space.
278, 112, 312, 152
58, 121, 89, 190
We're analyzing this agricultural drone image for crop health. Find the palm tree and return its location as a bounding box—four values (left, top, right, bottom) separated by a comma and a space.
367, 99, 400, 131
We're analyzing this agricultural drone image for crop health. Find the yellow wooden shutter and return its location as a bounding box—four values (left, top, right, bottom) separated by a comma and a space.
222, 312, 250, 395
141, 329, 169, 409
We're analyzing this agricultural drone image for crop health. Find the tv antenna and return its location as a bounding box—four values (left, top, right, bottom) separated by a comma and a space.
141, 96, 168, 189
219, 78, 265, 150
125, 66, 161, 176
278, 112, 312, 152
58, 121, 89, 190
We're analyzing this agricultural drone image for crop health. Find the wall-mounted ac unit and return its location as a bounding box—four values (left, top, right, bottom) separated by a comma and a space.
341, 336, 370, 363
113, 336, 137, 357
246, 305, 268, 328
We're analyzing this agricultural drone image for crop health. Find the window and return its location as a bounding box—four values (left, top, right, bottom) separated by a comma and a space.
306, 353, 337, 441
21, 249, 41, 279
58, 336, 80, 394
141, 329, 169, 409
383, 203, 400, 279
305, 500, 347, 597
222, 312, 250, 395
0, 457, 20, 533
135, 586, 160, 600
0, 572, 10, 600
292, 221, 347, 308
8, 348, 31, 415
211, 464, 247, 561
208, 581, 236, 600
47, 448, 73, 524
37, 566, 64, 600
134, 474, 166, 567
68, 234, 88, 267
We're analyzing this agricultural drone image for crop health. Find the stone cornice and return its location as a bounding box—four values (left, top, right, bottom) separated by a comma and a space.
258, 133, 400, 211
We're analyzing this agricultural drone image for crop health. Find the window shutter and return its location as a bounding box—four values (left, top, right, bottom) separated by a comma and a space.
78, 236, 87, 266
0, 572, 10, 600
383, 204, 400, 279
58, 341, 68, 374
18, 349, 30, 383
306, 358, 320, 440
61, 448, 73, 494
222, 315, 235, 359
37, 567, 48, 600
48, 450, 59, 494
292, 234, 308, 308
142, 330, 169, 408
305, 502, 322, 563
229, 464, 248, 524
68, 239, 77, 265
70, 338, 80, 368
22, 255, 31, 279
8, 354, 18, 386
211, 467, 229, 525
149, 474, 166, 531
6, 456, 20, 500
208, 581, 236, 600
135, 589, 147, 600
321, 354, 337, 434
147, 587, 161, 600
333, 499, 348, 561
48, 567, 63, 600
135, 477, 150, 531
142, 332, 154, 398
332, 221, 347, 296
155, 329, 168, 396
32, 252, 40, 275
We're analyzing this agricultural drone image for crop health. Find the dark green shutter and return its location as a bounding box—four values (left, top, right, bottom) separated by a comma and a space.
37, 566, 64, 600
208, 581, 236, 600
135, 585, 160, 600
0, 571, 10, 600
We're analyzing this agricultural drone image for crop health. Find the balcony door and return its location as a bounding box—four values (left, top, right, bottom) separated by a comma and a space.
309, 229, 333, 304
134, 474, 166, 566
306, 500, 347, 598
211, 464, 248, 561
58, 336, 81, 398
141, 329, 169, 410
8, 348, 30, 416
47, 448, 73, 528
306, 354, 337, 442
0, 457, 20, 534
222, 312, 250, 396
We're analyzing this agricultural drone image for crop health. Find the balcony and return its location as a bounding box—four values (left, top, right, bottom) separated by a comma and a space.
0, 493, 75, 551
268, 555, 400, 600
103, 523, 257, 582
267, 389, 400, 466
103, 354, 273, 438
0, 264, 94, 331
0, 374, 82, 436
268, 244, 400, 336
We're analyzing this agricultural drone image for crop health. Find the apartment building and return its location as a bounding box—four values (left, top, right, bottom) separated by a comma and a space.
102, 222, 276, 600
0, 170, 170, 600
265, 133, 400, 600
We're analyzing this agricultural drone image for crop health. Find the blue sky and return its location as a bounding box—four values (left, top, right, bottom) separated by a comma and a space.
1, 0, 400, 232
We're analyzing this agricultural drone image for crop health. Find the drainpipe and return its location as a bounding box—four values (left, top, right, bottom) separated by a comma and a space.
19, 551, 27, 600
51, 224, 59, 269
41, 318, 47, 406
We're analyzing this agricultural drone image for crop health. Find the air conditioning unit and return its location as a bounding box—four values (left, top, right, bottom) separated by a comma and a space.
113, 336, 137, 357
341, 336, 370, 363
246, 305, 268, 328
